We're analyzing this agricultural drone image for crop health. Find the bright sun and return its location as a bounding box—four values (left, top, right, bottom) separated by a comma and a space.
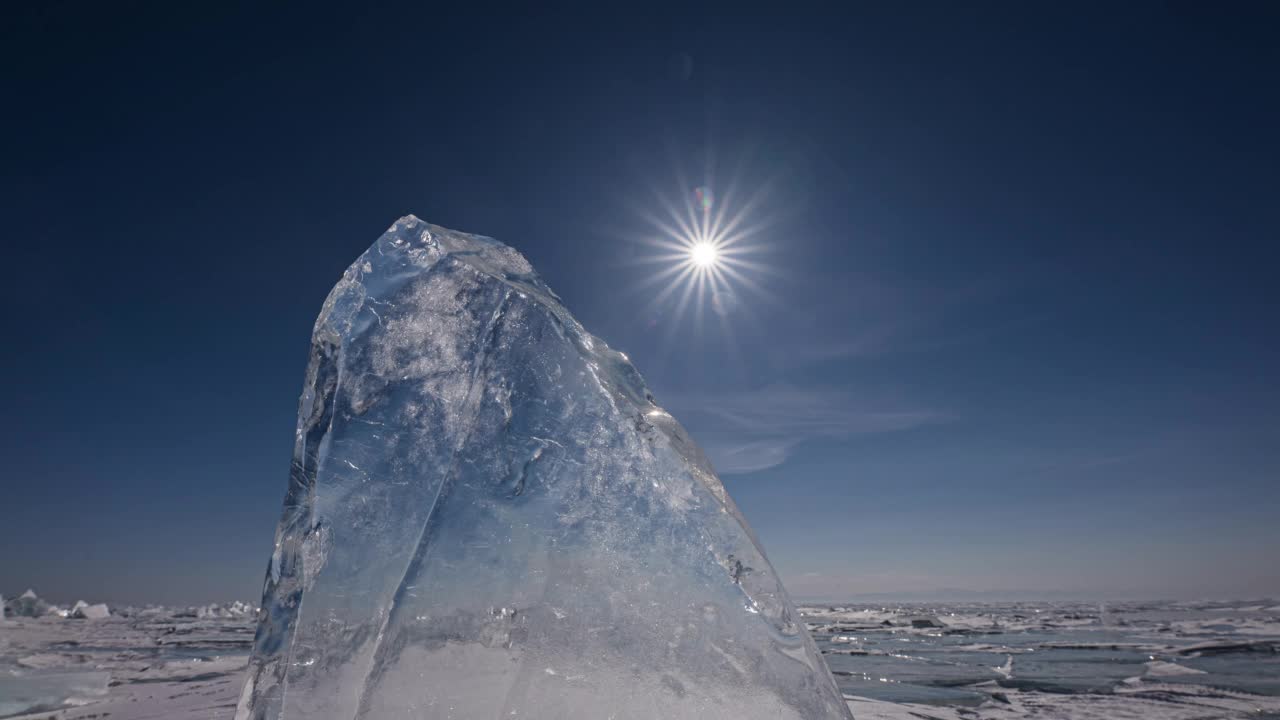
629, 178, 770, 331
690, 242, 718, 268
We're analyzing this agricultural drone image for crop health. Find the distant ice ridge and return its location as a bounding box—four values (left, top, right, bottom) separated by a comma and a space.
70, 600, 110, 619
237, 217, 850, 719
2, 589, 111, 619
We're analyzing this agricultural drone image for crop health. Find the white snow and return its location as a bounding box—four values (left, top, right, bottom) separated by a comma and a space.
1144, 660, 1207, 677
993, 654, 1014, 679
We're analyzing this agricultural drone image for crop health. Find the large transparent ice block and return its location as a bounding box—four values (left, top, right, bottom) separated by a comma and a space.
237, 216, 851, 719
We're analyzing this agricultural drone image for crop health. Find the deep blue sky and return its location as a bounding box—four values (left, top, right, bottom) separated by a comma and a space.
3, 3, 1278, 605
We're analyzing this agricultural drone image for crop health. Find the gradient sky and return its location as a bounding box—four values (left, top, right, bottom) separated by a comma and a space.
3, 3, 1278, 606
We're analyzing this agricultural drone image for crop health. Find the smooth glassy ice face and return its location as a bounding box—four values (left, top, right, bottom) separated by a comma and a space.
237, 216, 851, 720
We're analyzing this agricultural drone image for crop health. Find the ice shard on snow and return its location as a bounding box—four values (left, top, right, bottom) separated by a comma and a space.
238, 216, 851, 719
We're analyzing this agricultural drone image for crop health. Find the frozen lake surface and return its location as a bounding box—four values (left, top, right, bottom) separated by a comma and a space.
807, 599, 1280, 719
2, 599, 1277, 718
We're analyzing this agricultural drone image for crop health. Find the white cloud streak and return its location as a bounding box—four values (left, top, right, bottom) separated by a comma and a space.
664, 384, 942, 474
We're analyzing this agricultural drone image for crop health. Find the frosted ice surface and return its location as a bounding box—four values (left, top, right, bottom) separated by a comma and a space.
237, 216, 851, 719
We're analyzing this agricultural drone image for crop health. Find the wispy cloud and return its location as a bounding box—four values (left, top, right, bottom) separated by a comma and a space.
664, 384, 943, 474
692, 437, 801, 475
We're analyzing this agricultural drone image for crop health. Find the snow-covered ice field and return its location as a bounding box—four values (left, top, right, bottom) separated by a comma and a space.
3, 597, 1278, 719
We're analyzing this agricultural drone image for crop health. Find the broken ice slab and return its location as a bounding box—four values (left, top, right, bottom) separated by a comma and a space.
0, 671, 110, 717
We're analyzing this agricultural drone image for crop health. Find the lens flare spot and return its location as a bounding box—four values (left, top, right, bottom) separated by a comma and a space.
711, 288, 739, 316
694, 186, 714, 214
